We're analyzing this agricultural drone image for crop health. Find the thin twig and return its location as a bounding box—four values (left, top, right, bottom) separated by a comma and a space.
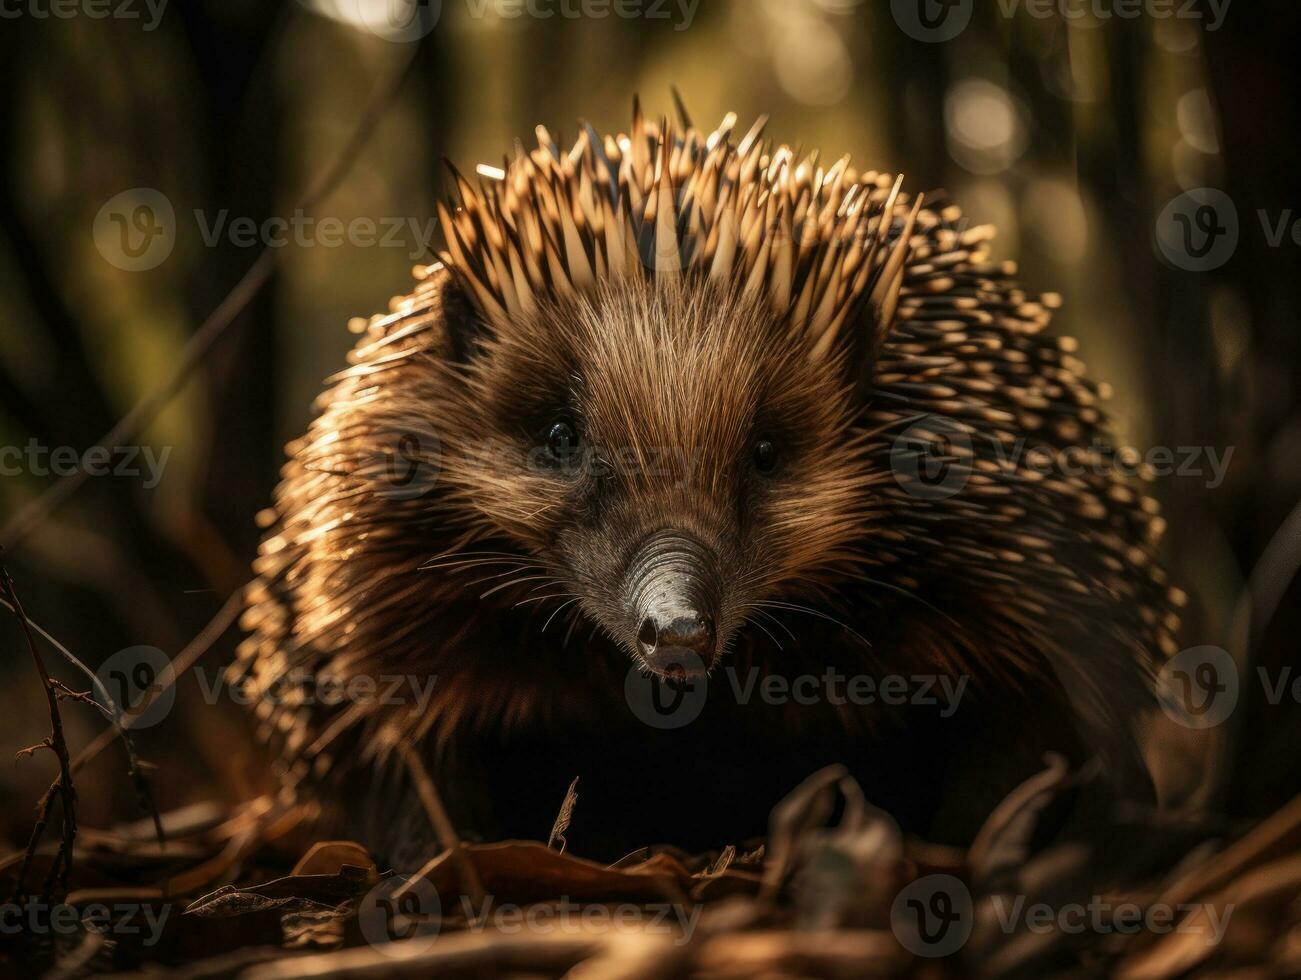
12, 780, 62, 904
68, 586, 246, 775
2, 550, 77, 899
397, 740, 486, 910
0, 594, 118, 719
1, 591, 164, 851
51, 680, 98, 707
7, 584, 245, 887
76, 586, 246, 849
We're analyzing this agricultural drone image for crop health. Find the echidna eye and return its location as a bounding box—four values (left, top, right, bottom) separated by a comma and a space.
753, 438, 778, 474
546, 420, 578, 461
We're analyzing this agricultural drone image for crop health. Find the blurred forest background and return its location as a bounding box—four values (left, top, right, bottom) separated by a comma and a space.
1, 0, 1299, 848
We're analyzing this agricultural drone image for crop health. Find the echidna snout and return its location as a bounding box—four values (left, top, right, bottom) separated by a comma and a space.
626, 530, 720, 678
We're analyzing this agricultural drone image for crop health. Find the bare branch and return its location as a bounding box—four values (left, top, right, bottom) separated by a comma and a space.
2, 550, 77, 899
397, 740, 486, 911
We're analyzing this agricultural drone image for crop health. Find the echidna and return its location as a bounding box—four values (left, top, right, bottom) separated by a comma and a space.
235, 101, 1185, 862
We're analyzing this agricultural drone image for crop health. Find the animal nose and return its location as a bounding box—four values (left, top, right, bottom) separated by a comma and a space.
638, 611, 715, 656
637, 610, 715, 678
625, 529, 721, 679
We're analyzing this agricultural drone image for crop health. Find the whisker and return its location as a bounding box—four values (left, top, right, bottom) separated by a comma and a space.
846, 573, 961, 629
526, 579, 568, 595
562, 605, 583, 649
512, 592, 580, 607
741, 606, 783, 651
420, 548, 526, 567
756, 600, 872, 648
467, 566, 543, 588
420, 556, 532, 572
541, 597, 581, 633
752, 606, 796, 643
479, 575, 554, 599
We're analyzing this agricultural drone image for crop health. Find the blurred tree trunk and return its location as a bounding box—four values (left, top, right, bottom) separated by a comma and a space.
174, 2, 284, 584
1202, 0, 1301, 818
